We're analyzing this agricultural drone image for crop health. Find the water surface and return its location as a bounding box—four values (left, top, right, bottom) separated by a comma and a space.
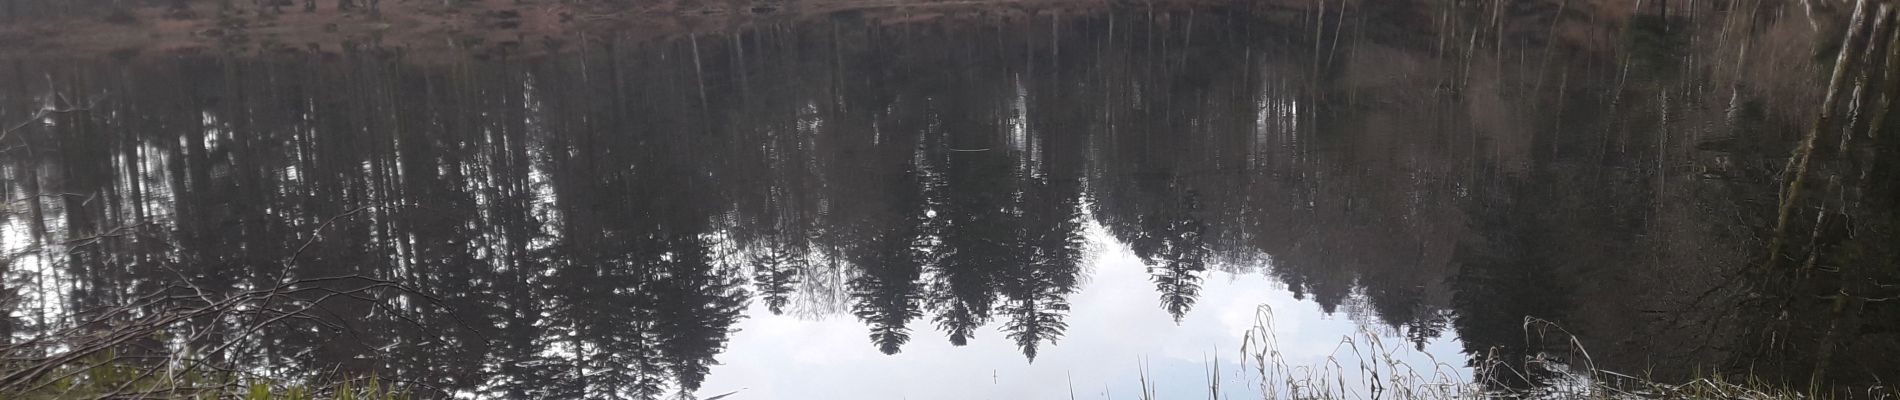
1, 3, 1896, 398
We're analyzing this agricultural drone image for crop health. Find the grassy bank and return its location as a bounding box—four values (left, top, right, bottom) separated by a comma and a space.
0, 277, 427, 399
2, 358, 410, 400
1200, 305, 1897, 400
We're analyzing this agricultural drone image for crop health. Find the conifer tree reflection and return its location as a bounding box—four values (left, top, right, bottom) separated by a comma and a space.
751, 238, 807, 316
998, 174, 1085, 361
846, 167, 933, 355
4, 5, 1896, 394
927, 149, 1014, 346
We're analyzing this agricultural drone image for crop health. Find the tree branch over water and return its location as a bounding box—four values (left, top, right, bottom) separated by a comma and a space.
0, 93, 103, 151
0, 275, 440, 398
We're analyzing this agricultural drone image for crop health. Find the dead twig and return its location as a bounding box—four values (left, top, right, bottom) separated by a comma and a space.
0, 95, 105, 150
0, 275, 441, 396
283, 206, 375, 271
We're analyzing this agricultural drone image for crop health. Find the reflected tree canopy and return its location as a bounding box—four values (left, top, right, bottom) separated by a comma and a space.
1, 1, 1898, 397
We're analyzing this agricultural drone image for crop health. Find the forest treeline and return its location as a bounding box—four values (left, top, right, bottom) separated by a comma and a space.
0, 1, 1895, 398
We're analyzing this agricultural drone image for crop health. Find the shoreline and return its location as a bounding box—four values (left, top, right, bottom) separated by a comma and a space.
0, 0, 1672, 62
0, 0, 1194, 61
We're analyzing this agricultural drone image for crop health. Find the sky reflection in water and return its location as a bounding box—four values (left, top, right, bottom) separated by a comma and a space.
704, 224, 1467, 399
3, 2, 1899, 397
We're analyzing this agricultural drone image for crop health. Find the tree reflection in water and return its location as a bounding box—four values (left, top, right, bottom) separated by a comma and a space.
1, 2, 1897, 397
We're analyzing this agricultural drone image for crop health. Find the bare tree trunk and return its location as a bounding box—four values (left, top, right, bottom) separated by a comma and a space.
733, 32, 749, 103
1768, 0, 1873, 268
690, 33, 708, 114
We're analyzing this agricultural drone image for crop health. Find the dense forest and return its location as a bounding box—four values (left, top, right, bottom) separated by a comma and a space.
0, 0, 1896, 398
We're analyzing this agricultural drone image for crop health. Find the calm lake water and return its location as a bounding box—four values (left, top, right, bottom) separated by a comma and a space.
1, 3, 1897, 399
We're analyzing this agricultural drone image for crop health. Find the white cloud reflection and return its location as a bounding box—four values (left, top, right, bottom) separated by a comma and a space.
700, 225, 1468, 399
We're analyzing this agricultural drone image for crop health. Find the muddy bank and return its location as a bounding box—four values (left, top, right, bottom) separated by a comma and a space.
0, 0, 1181, 61
0, 0, 1689, 61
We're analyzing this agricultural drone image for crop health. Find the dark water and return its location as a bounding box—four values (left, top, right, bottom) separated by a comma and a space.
1, 3, 1897, 398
